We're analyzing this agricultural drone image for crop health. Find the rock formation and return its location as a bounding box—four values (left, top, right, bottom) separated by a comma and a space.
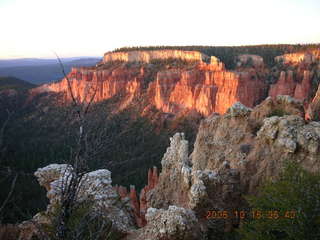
115, 167, 159, 227
32, 66, 143, 105
268, 50, 320, 119
269, 70, 296, 97
19, 164, 136, 239
236, 54, 264, 68
30, 48, 320, 120
275, 50, 320, 64
191, 97, 320, 194
31, 50, 269, 118
103, 50, 208, 63
154, 66, 267, 115
131, 206, 202, 240
307, 84, 320, 121
133, 97, 320, 238
269, 70, 313, 103
144, 132, 242, 235
22, 94, 320, 240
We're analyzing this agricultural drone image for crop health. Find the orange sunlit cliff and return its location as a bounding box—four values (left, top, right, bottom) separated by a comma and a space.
32, 49, 320, 120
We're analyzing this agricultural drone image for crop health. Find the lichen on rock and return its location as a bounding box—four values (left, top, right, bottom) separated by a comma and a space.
134, 206, 201, 240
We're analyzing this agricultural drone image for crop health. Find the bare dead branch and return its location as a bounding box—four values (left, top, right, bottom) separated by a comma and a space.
0, 174, 18, 219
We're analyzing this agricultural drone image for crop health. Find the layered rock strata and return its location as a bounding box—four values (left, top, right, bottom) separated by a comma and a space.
275, 50, 320, 64
103, 50, 208, 63
32, 55, 267, 117
269, 70, 312, 103
153, 67, 267, 115
268, 50, 320, 118
30, 49, 320, 120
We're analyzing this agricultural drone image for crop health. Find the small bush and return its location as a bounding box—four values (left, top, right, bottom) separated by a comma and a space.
267, 109, 288, 117
38, 201, 123, 240
238, 162, 320, 240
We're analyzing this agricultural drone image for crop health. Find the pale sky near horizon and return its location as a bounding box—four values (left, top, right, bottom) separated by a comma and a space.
0, 0, 319, 59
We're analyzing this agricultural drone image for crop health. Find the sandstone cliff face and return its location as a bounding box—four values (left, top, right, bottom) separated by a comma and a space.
268, 50, 320, 119
307, 84, 320, 121
269, 70, 313, 102
275, 50, 320, 64
136, 97, 320, 238
31, 49, 320, 121
103, 50, 208, 63
191, 97, 320, 194
32, 54, 268, 117
33, 66, 143, 105
153, 65, 267, 115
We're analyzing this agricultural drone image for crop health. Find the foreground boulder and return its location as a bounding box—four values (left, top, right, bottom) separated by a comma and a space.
21, 96, 320, 240
138, 96, 320, 238
191, 98, 320, 194
19, 164, 136, 239
130, 206, 202, 240
145, 132, 242, 235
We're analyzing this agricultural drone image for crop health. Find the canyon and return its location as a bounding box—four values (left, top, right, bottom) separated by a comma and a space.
4, 47, 320, 240
18, 95, 320, 240
32, 49, 320, 120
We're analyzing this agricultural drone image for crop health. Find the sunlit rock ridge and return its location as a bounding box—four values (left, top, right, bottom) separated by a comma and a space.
31, 48, 320, 120
22, 97, 320, 240
103, 50, 209, 63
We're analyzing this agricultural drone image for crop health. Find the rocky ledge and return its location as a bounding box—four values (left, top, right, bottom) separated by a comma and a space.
20, 95, 320, 240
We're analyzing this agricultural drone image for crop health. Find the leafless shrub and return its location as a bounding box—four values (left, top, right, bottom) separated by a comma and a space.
33, 55, 121, 240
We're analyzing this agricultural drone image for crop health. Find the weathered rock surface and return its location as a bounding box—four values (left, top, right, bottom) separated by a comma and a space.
134, 97, 320, 238
269, 70, 313, 103
275, 50, 320, 64
139, 167, 158, 226
307, 84, 320, 121
21, 93, 320, 240
32, 66, 142, 106
269, 70, 296, 97
153, 66, 267, 115
19, 164, 136, 239
31, 49, 320, 120
191, 99, 320, 194
268, 50, 320, 119
31, 51, 268, 118
103, 50, 208, 63
131, 206, 202, 240
115, 166, 158, 227
144, 132, 242, 235
236, 54, 264, 68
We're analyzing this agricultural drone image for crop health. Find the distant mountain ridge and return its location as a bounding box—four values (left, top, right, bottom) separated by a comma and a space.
0, 57, 101, 84
0, 57, 100, 68
0, 76, 35, 91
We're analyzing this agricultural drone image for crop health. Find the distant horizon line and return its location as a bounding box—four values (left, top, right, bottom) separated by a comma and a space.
1, 42, 320, 60
0, 56, 102, 60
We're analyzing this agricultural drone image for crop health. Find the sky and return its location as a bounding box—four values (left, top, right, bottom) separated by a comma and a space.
0, 0, 319, 59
